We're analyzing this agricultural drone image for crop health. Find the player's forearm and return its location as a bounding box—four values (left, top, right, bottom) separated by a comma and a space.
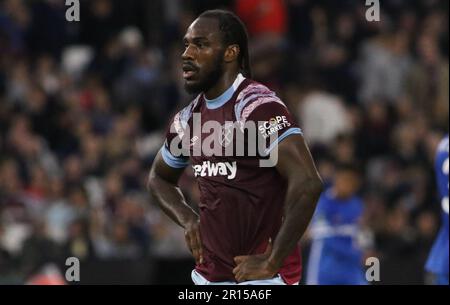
268, 177, 323, 270
147, 174, 199, 228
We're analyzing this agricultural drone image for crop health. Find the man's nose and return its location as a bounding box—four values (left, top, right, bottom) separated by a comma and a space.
182, 45, 195, 61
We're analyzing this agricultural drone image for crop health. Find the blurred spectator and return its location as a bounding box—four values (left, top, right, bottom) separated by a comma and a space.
235, 0, 288, 88
406, 32, 449, 130
62, 217, 96, 261
20, 220, 61, 278
293, 80, 353, 146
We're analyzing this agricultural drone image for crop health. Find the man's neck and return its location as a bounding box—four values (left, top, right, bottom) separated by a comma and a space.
204, 70, 239, 100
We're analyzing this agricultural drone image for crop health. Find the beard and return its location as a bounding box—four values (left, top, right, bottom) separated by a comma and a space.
184, 52, 224, 95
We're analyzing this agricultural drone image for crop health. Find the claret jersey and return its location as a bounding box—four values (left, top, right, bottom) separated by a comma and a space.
160, 74, 303, 284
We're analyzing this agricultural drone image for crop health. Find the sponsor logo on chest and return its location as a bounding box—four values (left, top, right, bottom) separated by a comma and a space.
192, 161, 237, 180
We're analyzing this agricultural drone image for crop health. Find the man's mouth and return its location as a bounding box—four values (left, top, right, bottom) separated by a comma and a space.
182, 63, 198, 80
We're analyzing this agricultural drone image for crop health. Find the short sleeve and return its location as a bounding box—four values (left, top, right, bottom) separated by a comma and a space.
245, 102, 303, 155
160, 113, 190, 169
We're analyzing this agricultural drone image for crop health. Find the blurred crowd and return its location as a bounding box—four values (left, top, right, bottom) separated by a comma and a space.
0, 0, 448, 284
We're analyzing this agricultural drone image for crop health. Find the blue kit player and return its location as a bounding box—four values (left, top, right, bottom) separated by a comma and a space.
306, 163, 368, 285
425, 134, 449, 285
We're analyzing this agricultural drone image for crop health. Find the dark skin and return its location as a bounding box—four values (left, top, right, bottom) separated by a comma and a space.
148, 152, 204, 264
181, 17, 240, 99
232, 135, 323, 282
148, 16, 323, 282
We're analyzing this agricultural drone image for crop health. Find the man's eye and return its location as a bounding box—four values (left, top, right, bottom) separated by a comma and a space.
197, 41, 209, 48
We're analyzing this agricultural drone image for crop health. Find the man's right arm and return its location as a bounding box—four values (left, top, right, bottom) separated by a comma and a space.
147, 150, 203, 264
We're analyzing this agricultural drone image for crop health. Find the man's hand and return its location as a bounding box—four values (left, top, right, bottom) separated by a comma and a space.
232, 239, 278, 283
184, 217, 203, 265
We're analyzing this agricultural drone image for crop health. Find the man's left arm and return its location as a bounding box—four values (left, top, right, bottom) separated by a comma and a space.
233, 134, 323, 282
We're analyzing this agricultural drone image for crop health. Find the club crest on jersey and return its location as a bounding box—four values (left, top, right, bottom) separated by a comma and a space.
192, 161, 237, 180
220, 123, 234, 148
259, 115, 291, 139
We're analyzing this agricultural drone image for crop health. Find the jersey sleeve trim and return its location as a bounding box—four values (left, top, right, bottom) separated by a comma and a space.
234, 83, 285, 124
263, 127, 303, 156
160, 145, 189, 169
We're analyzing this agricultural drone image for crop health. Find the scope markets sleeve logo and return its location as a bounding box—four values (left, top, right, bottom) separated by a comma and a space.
259, 116, 291, 139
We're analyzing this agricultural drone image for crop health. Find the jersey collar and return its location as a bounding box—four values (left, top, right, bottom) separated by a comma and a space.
204, 73, 245, 109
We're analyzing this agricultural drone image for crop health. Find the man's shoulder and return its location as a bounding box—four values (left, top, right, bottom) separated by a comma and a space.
173, 94, 202, 123
235, 79, 277, 102
234, 79, 286, 122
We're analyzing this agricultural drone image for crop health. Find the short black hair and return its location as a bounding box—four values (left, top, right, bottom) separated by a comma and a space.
199, 9, 252, 78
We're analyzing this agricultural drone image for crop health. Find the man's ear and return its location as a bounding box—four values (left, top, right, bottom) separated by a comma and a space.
224, 44, 240, 63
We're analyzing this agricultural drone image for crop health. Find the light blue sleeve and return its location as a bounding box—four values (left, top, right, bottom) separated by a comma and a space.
264, 127, 303, 155
160, 145, 189, 169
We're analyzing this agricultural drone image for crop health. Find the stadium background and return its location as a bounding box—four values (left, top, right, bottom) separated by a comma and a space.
0, 0, 448, 284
